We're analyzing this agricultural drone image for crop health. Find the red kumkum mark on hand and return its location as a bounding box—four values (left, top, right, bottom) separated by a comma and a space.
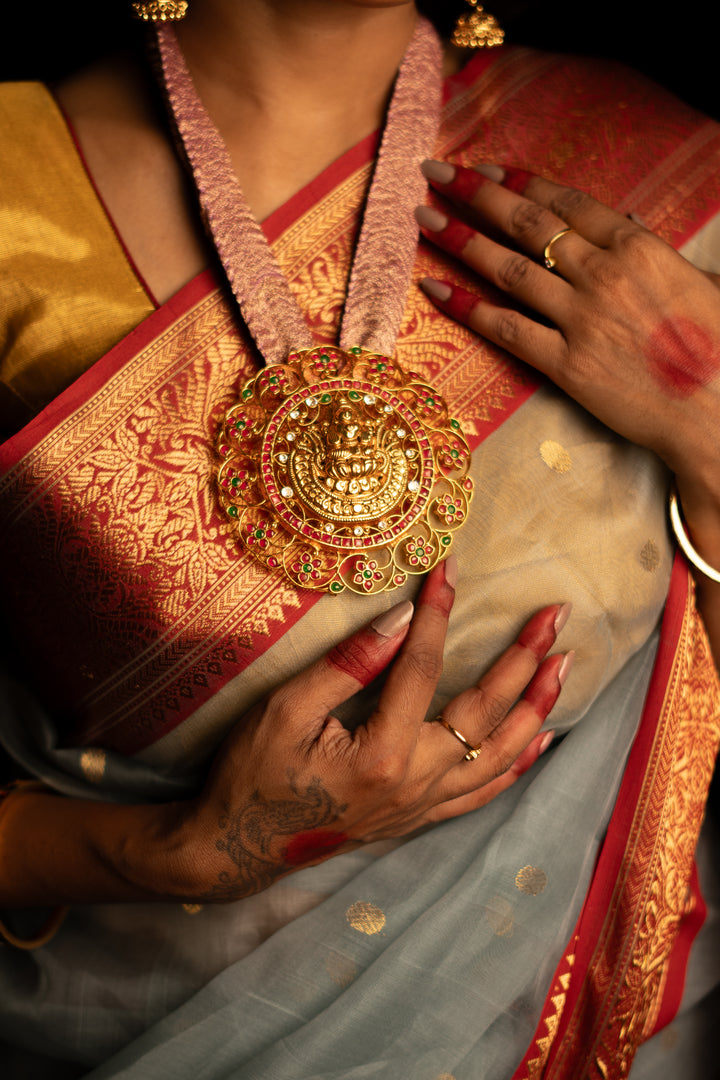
284, 829, 348, 866
432, 218, 476, 258
644, 317, 720, 398
416, 560, 456, 618
501, 168, 535, 196
517, 606, 559, 661
326, 628, 392, 687
430, 282, 480, 326
439, 165, 494, 203
523, 655, 563, 719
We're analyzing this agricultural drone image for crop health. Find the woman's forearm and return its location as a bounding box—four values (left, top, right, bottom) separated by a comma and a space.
0, 787, 200, 907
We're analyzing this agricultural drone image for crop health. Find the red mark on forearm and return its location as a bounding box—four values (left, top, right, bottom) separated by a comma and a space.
644, 317, 720, 398
284, 829, 347, 866
523, 655, 563, 718
502, 168, 535, 196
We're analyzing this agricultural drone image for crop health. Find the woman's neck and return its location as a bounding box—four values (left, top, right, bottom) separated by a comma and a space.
172, 0, 419, 220
56, 0, 451, 303
176, 0, 419, 150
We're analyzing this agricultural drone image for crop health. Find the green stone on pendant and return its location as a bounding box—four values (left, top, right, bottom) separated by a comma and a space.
228, 506, 238, 518
330, 581, 343, 592
441, 536, 451, 546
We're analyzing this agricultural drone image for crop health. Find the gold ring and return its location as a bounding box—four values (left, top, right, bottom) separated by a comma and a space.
543, 227, 574, 269
434, 716, 482, 762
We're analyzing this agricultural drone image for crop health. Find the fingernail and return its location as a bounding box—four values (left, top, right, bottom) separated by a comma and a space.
628, 212, 646, 226
474, 163, 505, 183
371, 600, 414, 638
420, 277, 453, 302
444, 553, 458, 588
415, 205, 449, 232
538, 729, 555, 754
421, 159, 456, 185
554, 602, 572, 635
558, 651, 575, 686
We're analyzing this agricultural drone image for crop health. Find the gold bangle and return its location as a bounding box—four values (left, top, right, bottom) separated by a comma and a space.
0, 781, 69, 949
669, 489, 720, 584
0, 906, 68, 950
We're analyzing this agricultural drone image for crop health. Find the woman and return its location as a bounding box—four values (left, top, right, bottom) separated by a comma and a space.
0, 1, 719, 1076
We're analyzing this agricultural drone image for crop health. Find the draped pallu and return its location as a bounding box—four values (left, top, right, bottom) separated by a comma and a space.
1, 47, 720, 1080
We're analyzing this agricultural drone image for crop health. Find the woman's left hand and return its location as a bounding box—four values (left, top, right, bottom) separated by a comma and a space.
416, 161, 720, 672
415, 161, 720, 481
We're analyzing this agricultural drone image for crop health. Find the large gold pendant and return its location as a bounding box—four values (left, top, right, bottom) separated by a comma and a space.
216, 346, 472, 594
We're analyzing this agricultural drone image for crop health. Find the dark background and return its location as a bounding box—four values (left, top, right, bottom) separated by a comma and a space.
1, 1, 718, 119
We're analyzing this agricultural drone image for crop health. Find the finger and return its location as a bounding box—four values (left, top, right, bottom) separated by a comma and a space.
415, 206, 572, 319
491, 165, 636, 250
439, 603, 570, 752
425, 728, 556, 823
475, 650, 572, 774
421, 278, 563, 373
432, 650, 572, 803
272, 599, 414, 730
370, 558, 457, 746
420, 161, 593, 273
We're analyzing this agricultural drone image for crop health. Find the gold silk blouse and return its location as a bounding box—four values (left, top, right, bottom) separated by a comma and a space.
0, 82, 154, 439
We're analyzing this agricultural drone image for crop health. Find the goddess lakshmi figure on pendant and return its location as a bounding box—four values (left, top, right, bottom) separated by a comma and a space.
216, 346, 472, 594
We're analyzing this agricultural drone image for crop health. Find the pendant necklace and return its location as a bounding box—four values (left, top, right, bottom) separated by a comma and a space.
156, 18, 473, 595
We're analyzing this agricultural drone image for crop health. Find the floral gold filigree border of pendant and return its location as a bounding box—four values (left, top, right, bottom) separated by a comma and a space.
216, 347, 473, 594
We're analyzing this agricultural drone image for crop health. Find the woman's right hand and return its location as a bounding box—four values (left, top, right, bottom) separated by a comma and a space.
183, 559, 572, 902
0, 560, 570, 911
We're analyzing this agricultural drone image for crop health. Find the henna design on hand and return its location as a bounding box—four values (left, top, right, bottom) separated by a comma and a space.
199, 774, 347, 900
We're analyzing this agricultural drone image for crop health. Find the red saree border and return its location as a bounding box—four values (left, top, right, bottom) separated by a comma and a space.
513, 556, 720, 1080
648, 859, 707, 1039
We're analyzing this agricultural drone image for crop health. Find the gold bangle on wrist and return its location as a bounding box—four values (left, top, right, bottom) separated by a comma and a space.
0, 781, 69, 949
669, 489, 720, 584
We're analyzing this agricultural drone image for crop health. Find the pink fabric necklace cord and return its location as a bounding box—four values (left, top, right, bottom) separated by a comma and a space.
155, 18, 442, 364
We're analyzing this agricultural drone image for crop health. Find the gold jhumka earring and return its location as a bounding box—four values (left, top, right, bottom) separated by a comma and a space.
451, 0, 505, 48
131, 0, 188, 21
